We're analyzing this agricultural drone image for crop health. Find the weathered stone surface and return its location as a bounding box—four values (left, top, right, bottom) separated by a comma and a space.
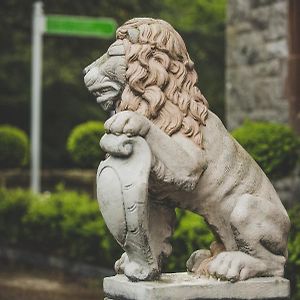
227, 31, 266, 67
253, 77, 285, 107
250, 0, 281, 9
253, 59, 281, 77
266, 1, 288, 41
266, 40, 288, 59
226, 0, 289, 130
84, 17, 290, 286
227, 0, 251, 25
103, 273, 290, 300
250, 6, 270, 30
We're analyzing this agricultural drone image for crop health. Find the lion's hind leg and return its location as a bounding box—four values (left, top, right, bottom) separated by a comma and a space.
207, 194, 290, 281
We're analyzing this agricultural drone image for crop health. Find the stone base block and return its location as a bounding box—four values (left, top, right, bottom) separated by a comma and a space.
103, 272, 290, 300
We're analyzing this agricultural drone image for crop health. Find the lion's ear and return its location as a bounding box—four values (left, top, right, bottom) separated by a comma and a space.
127, 28, 139, 43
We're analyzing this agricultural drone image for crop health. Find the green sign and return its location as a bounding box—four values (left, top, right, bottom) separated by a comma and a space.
46, 15, 117, 38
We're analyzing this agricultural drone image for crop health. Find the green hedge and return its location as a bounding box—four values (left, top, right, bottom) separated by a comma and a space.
232, 121, 300, 179
0, 125, 29, 168
0, 187, 213, 270
0, 187, 299, 298
67, 121, 106, 168
0, 186, 121, 267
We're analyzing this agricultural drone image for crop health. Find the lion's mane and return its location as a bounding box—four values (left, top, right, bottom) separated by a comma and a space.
116, 18, 208, 147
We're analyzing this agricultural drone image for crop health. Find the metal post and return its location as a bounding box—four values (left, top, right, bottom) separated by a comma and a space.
30, 2, 45, 193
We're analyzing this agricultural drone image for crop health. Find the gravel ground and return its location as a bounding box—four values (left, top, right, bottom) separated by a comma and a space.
0, 262, 103, 300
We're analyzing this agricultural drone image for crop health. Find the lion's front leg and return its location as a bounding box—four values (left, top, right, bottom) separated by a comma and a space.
98, 127, 177, 281
104, 111, 206, 191
98, 133, 160, 281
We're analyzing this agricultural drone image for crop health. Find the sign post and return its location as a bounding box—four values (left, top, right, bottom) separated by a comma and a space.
30, 1, 117, 193
30, 2, 44, 194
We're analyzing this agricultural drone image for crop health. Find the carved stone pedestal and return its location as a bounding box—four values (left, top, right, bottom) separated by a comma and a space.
103, 273, 290, 300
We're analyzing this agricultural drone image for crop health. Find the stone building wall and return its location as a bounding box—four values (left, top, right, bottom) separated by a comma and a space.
226, 0, 289, 130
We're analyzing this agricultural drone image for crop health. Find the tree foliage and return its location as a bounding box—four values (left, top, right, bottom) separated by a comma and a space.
0, 0, 226, 167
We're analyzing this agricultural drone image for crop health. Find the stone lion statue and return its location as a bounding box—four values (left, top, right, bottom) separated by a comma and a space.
83, 18, 290, 282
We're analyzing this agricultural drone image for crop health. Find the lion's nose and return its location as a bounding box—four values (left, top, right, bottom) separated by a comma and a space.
84, 67, 99, 87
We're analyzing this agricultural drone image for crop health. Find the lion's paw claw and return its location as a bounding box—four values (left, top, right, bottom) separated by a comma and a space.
105, 111, 150, 137
207, 251, 267, 282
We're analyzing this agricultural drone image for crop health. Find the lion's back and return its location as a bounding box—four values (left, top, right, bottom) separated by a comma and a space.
196, 111, 280, 208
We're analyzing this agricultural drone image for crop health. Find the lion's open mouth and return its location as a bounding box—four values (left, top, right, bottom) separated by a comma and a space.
90, 83, 122, 111
92, 86, 119, 102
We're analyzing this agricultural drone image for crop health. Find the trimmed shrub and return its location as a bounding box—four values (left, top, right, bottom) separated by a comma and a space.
0, 186, 121, 268
0, 125, 29, 168
232, 121, 300, 179
0, 187, 213, 270
23, 185, 120, 265
67, 121, 106, 168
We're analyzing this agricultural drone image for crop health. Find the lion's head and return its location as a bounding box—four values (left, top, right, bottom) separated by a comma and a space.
84, 18, 208, 147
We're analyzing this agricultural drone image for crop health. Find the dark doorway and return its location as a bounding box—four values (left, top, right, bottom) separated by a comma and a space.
288, 0, 300, 133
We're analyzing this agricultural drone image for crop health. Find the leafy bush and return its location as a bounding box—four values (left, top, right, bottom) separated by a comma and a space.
232, 121, 300, 179
67, 121, 106, 168
0, 186, 121, 268
0, 188, 33, 244
0, 125, 29, 168
0, 187, 213, 270
1, 187, 300, 299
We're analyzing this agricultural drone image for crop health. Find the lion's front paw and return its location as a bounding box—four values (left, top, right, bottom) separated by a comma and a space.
115, 252, 159, 281
208, 251, 267, 282
105, 111, 151, 137
115, 252, 129, 274
124, 261, 159, 281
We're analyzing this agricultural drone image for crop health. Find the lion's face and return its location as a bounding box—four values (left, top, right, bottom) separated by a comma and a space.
84, 18, 208, 147
83, 40, 126, 111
